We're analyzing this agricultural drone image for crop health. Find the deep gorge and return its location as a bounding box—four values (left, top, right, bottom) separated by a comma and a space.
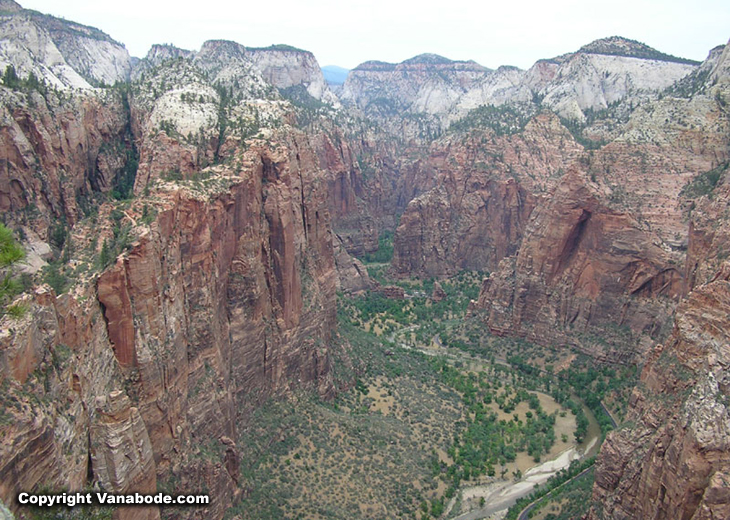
0, 2, 729, 519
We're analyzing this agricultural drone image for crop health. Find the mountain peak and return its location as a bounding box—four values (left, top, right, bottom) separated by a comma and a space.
199, 39, 247, 60
248, 44, 309, 54
577, 36, 700, 65
0, 0, 22, 13
402, 53, 454, 65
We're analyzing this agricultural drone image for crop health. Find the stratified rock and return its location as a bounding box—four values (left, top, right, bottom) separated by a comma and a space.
589, 264, 730, 520
391, 112, 581, 278
470, 41, 730, 358
475, 168, 683, 358
588, 43, 730, 519
341, 53, 491, 130
535, 37, 696, 121
247, 45, 339, 105
90, 391, 159, 520
341, 37, 697, 129
0, 3, 130, 88
0, 84, 129, 239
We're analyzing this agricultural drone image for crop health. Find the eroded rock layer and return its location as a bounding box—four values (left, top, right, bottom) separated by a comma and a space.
0, 128, 339, 518
0, 4, 729, 519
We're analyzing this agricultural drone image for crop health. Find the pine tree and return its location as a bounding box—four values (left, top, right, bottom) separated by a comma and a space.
99, 238, 112, 268
1, 64, 20, 88
0, 223, 25, 315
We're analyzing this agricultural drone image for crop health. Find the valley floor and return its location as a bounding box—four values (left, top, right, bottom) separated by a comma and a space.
228, 267, 629, 520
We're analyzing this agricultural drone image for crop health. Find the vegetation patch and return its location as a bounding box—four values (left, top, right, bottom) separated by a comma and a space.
681, 162, 728, 199
449, 104, 538, 136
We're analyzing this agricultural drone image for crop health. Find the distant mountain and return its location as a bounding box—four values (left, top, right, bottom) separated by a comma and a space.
340, 37, 698, 125
577, 36, 701, 65
322, 65, 349, 85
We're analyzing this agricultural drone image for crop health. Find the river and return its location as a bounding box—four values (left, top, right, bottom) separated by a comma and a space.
388, 325, 602, 520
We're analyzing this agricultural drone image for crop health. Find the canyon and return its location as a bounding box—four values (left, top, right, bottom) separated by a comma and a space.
0, 1, 729, 519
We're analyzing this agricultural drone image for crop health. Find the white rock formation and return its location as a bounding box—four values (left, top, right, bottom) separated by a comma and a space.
341, 54, 490, 118
341, 37, 698, 127
247, 46, 340, 106
0, 15, 91, 89
0, 2, 130, 89
538, 53, 696, 121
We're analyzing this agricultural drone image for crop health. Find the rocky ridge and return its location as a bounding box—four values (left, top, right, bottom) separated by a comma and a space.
385, 41, 728, 363
340, 37, 697, 129
0, 4, 729, 519
0, 12, 358, 520
588, 45, 730, 519
0, 1, 131, 88
0, 124, 343, 520
390, 112, 582, 277
247, 45, 340, 105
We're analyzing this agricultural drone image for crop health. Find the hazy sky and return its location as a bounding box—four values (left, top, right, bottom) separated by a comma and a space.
19, 0, 730, 70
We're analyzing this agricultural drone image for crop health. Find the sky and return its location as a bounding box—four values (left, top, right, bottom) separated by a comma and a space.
18, 0, 730, 70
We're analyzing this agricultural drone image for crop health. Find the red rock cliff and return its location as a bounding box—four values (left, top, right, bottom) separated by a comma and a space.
0, 126, 339, 519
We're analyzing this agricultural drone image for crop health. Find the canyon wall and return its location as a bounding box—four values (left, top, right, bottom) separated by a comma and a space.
0, 127, 340, 519
447, 44, 727, 359
1, 3, 729, 518
588, 44, 730, 520
341, 36, 697, 128
0, 17, 350, 519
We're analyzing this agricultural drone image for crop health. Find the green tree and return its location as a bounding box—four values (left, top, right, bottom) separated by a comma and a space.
1, 64, 20, 89
99, 239, 112, 269
0, 223, 25, 315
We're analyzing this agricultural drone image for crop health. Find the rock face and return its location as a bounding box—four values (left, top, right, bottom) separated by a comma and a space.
455, 42, 729, 359
91, 391, 159, 520
475, 169, 683, 359
341, 54, 490, 121
0, 85, 129, 237
334, 235, 372, 294
588, 47, 730, 515
0, 2, 131, 88
0, 9, 346, 519
534, 37, 697, 121
390, 112, 582, 278
247, 45, 339, 105
589, 263, 730, 520
0, 4, 728, 520
0, 286, 125, 509
341, 37, 697, 128
0, 126, 339, 520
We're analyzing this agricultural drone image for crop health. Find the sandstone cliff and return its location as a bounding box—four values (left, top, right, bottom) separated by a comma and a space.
534, 37, 697, 121
341, 53, 491, 132
247, 45, 339, 105
589, 258, 730, 520
0, 5, 728, 519
0, 126, 340, 519
0, 1, 131, 88
0, 84, 130, 238
390, 112, 583, 277
588, 46, 730, 517
340, 37, 697, 130
0, 14, 347, 519
463, 41, 730, 359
